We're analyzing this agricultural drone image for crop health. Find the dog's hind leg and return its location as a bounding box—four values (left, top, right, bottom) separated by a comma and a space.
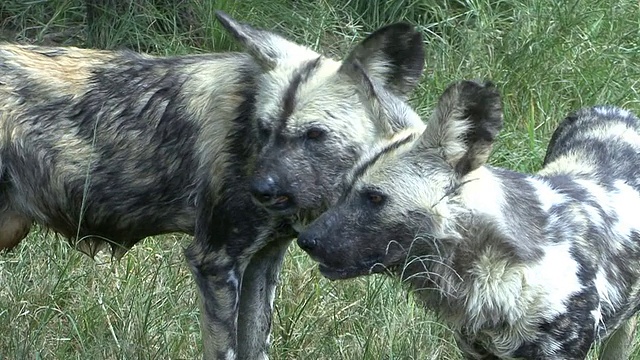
599, 315, 637, 360
237, 236, 293, 360
0, 160, 32, 250
0, 210, 32, 250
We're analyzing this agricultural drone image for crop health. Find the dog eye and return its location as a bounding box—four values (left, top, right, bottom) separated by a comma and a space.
363, 191, 386, 206
369, 193, 383, 203
305, 128, 325, 140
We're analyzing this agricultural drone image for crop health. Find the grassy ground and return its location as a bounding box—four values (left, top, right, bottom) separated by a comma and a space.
1, 0, 640, 359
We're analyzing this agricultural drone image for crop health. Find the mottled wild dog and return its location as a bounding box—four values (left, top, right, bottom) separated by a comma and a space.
0, 11, 426, 360
298, 75, 640, 359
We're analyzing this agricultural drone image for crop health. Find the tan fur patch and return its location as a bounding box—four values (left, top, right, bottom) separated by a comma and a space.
538, 151, 597, 177
1, 45, 113, 95
182, 57, 255, 197
0, 211, 31, 249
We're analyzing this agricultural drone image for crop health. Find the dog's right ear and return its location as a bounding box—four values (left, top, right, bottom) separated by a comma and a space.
339, 23, 425, 99
215, 10, 317, 71
420, 80, 503, 176
341, 59, 424, 137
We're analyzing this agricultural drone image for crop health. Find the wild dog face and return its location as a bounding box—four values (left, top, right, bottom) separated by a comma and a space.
297, 79, 503, 280
216, 12, 425, 220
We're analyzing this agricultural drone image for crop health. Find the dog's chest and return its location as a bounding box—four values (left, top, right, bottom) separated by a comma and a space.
454, 242, 591, 356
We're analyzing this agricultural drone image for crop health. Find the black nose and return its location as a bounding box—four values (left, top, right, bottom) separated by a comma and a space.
297, 234, 317, 253
249, 176, 293, 210
250, 176, 276, 202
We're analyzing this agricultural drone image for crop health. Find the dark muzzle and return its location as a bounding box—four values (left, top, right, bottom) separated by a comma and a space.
249, 175, 295, 212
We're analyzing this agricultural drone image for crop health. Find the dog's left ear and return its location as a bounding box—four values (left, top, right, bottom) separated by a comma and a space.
215, 11, 317, 71
339, 22, 425, 99
420, 80, 503, 176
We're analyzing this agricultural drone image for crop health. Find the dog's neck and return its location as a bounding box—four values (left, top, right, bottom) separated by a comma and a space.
402, 166, 559, 331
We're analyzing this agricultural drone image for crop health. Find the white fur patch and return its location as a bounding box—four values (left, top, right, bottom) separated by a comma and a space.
227, 269, 239, 289
610, 180, 640, 240
594, 268, 621, 312
528, 178, 567, 212
591, 303, 603, 335
575, 179, 611, 210
526, 241, 582, 317
460, 167, 506, 223
584, 122, 640, 148
594, 106, 632, 119
537, 152, 597, 177
225, 348, 236, 360
267, 37, 320, 67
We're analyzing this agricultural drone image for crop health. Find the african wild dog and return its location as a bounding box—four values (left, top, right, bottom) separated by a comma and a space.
0, 11, 426, 360
298, 74, 640, 359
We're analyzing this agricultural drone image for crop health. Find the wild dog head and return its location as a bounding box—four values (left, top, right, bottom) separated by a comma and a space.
297, 78, 503, 280
216, 11, 425, 222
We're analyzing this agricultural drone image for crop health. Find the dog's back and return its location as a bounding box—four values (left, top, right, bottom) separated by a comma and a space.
541, 106, 640, 189
537, 106, 640, 354
0, 44, 258, 255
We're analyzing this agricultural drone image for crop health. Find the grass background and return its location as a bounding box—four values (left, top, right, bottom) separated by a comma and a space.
1, 0, 640, 358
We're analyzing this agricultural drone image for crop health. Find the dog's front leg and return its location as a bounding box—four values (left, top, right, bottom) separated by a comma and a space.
455, 332, 501, 360
237, 235, 293, 360
186, 242, 244, 360
185, 187, 274, 360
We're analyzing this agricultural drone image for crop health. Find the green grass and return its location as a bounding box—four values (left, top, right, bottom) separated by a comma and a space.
1, 0, 640, 358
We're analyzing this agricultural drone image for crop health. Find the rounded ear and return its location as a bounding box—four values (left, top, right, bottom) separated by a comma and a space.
420, 80, 503, 175
340, 22, 425, 99
341, 59, 425, 136
215, 10, 317, 71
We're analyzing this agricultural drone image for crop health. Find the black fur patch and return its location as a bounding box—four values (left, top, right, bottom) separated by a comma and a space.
278, 57, 322, 132
344, 132, 418, 194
